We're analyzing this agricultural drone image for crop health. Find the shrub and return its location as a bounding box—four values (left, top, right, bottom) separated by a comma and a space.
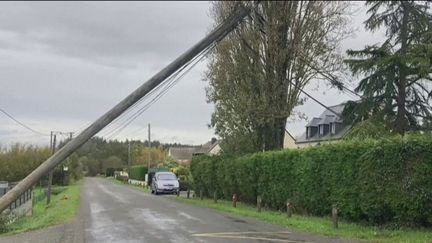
190, 135, 432, 227
129, 165, 148, 181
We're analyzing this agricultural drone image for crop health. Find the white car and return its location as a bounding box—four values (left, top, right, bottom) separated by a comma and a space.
151, 172, 179, 195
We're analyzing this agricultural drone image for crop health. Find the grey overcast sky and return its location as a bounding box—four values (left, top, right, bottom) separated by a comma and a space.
0, 1, 385, 147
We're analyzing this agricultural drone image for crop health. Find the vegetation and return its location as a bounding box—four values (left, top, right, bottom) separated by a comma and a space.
343, 1, 432, 134
129, 165, 148, 181
73, 137, 184, 176
0, 144, 82, 185
175, 197, 432, 243
191, 134, 432, 227
206, 1, 351, 154
0, 183, 81, 236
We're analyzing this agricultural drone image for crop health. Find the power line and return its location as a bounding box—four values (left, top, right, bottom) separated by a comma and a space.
97, 49, 200, 138
105, 44, 215, 140
0, 107, 49, 136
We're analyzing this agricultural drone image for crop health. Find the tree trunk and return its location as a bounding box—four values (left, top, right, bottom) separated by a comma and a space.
395, 3, 409, 135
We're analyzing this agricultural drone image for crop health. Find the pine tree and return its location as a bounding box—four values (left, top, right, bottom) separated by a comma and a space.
344, 1, 432, 134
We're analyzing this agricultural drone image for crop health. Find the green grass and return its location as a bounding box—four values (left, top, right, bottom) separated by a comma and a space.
107, 177, 150, 193
1, 182, 82, 236
174, 197, 432, 243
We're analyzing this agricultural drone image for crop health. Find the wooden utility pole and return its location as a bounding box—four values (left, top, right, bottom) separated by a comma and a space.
46, 133, 56, 205
0, 4, 251, 213
147, 123, 151, 170
128, 140, 131, 167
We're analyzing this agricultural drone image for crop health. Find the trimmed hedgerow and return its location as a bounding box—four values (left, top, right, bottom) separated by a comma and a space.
129, 165, 148, 181
190, 135, 432, 227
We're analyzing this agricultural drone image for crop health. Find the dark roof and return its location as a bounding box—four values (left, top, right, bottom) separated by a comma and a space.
306, 117, 322, 127
296, 102, 350, 144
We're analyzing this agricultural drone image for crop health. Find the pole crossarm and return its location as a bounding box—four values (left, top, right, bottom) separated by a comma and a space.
0, 4, 251, 213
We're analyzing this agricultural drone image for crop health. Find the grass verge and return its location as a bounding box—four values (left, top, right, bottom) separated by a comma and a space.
1, 182, 82, 236
174, 197, 432, 243
107, 177, 150, 193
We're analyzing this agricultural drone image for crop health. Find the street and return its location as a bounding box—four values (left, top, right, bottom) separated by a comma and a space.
78, 178, 346, 243
0, 178, 352, 243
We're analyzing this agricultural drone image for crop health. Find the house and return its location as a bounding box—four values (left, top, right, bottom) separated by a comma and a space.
168, 138, 221, 165
168, 146, 198, 165
283, 129, 297, 149
294, 103, 351, 148
193, 138, 221, 156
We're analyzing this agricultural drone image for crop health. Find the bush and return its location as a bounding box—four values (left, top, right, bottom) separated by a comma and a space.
0, 212, 16, 233
190, 135, 432, 227
129, 165, 148, 181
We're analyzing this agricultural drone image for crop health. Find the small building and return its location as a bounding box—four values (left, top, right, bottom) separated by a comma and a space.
294, 103, 351, 148
168, 138, 221, 165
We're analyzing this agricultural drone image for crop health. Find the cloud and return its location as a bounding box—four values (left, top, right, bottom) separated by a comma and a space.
0, 1, 215, 146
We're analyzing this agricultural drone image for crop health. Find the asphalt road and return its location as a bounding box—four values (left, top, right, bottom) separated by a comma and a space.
77, 177, 349, 243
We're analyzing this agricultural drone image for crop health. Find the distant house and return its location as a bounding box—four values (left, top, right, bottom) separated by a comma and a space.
294, 103, 351, 148
283, 129, 297, 149
168, 138, 221, 165
168, 147, 198, 165
193, 138, 221, 156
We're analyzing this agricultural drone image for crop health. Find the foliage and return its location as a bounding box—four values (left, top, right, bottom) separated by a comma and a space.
129, 165, 148, 181
0, 144, 50, 182
343, 118, 395, 140
172, 165, 192, 191
191, 134, 432, 227
344, 1, 432, 134
133, 147, 167, 168
0, 213, 16, 234
206, 1, 351, 154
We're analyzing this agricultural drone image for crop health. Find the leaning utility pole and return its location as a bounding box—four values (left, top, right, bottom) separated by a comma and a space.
0, 4, 251, 213
46, 133, 56, 205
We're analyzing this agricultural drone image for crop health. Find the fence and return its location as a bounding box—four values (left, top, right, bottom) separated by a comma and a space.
0, 181, 33, 216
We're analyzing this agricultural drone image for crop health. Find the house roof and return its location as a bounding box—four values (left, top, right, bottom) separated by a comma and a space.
306, 117, 322, 127
296, 102, 350, 144
193, 140, 219, 155
168, 147, 198, 161
169, 139, 220, 161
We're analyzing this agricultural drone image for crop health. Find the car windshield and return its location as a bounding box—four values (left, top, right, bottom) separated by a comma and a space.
157, 174, 176, 180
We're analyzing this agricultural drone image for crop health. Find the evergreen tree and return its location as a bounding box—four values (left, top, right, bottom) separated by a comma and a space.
344, 1, 432, 134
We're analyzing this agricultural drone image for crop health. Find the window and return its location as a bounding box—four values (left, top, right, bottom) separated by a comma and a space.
157, 174, 177, 180
319, 125, 324, 136
307, 127, 311, 138
331, 123, 336, 134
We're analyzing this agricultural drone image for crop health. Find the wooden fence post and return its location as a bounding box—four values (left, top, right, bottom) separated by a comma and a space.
287, 199, 292, 217
213, 191, 217, 203
232, 194, 237, 208
187, 188, 191, 199
332, 205, 338, 229
200, 190, 203, 200
257, 195, 262, 213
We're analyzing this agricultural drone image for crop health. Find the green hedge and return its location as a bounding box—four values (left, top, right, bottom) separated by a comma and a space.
190, 135, 432, 227
129, 165, 148, 181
